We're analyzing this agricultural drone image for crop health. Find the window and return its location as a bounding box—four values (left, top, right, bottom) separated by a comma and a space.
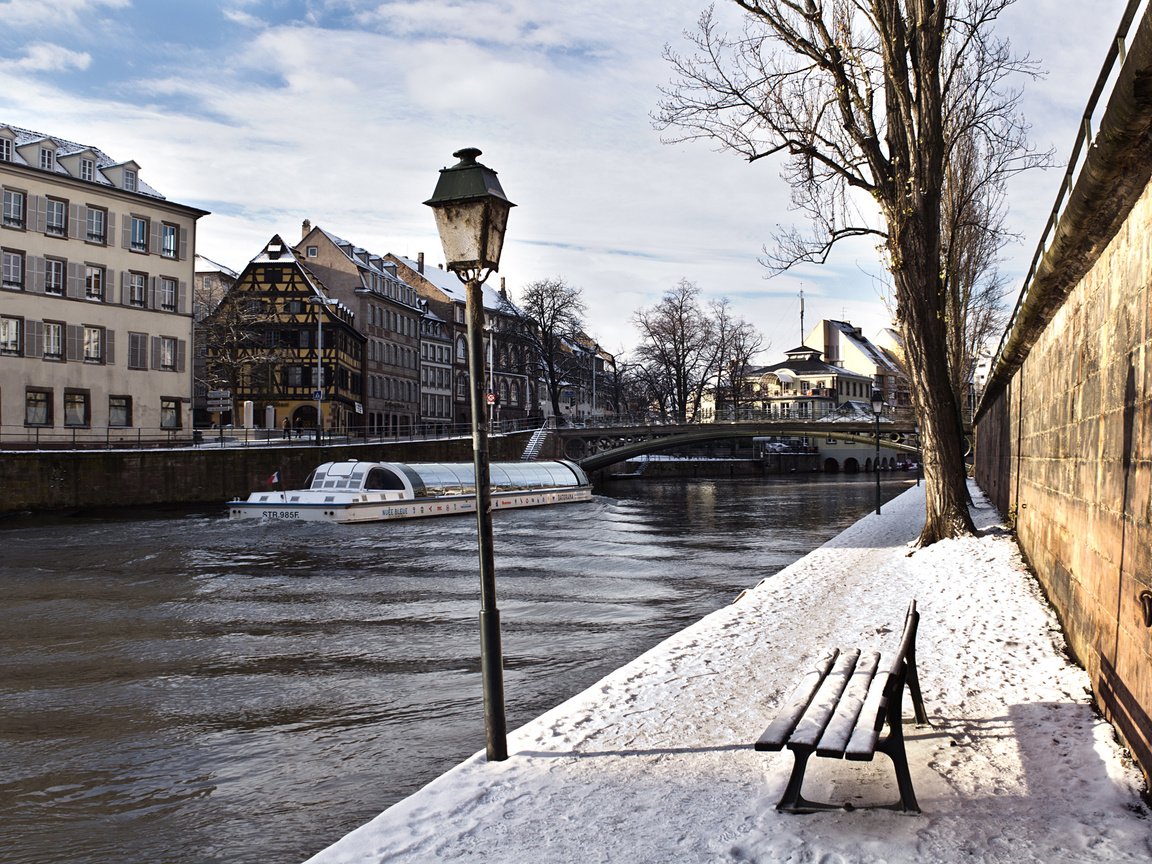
86, 207, 106, 243
109, 395, 132, 427
45, 258, 65, 295
130, 216, 148, 252
0, 316, 21, 354
85, 265, 105, 301
64, 390, 90, 427
161, 223, 178, 258
43, 321, 63, 359
128, 332, 148, 369
46, 198, 67, 236
285, 366, 305, 387
2, 249, 23, 289
159, 276, 177, 311
40, 148, 55, 171
0, 138, 11, 162
129, 272, 147, 307
3, 188, 25, 228
160, 398, 180, 429
306, 245, 318, 258
83, 326, 104, 362
124, 169, 138, 192
159, 336, 177, 370
80, 158, 94, 182
25, 389, 52, 426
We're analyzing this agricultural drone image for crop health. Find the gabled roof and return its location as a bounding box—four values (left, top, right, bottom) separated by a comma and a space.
0, 123, 166, 199
824, 320, 903, 375
195, 254, 239, 278
389, 254, 521, 315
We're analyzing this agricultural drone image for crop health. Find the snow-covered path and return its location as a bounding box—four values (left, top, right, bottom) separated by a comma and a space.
305, 482, 1149, 863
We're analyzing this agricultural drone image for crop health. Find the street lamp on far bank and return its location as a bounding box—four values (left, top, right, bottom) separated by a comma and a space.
871, 389, 884, 515
426, 147, 515, 763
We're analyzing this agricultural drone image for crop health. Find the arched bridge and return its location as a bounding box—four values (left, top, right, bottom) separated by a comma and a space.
556, 417, 921, 471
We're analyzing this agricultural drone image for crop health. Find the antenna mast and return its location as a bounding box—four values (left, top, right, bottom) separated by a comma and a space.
799, 287, 805, 345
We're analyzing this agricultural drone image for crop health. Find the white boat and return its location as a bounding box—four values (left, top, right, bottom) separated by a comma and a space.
228, 459, 593, 523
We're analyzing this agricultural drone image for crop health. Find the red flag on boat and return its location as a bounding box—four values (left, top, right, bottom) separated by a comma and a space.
268, 470, 280, 485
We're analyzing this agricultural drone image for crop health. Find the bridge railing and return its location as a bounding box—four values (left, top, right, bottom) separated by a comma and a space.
564, 404, 918, 429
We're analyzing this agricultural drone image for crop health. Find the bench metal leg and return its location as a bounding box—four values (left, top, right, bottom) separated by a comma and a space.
876, 708, 921, 813
776, 746, 846, 813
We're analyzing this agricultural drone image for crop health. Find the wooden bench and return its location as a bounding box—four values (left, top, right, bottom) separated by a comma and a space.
754, 600, 929, 813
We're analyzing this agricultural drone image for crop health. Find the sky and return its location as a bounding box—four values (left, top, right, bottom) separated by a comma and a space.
304, 481, 1150, 862
0, 0, 1134, 359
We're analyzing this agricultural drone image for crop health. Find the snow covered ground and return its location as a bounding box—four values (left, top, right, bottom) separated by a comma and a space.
305, 482, 1149, 864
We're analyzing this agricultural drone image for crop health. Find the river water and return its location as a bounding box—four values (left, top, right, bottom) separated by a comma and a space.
0, 474, 911, 864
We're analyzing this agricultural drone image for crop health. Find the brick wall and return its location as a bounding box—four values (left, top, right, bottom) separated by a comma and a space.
0, 433, 536, 514
976, 181, 1152, 781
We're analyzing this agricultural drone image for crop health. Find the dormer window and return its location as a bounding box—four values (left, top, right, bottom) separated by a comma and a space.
0, 139, 12, 162
306, 246, 318, 258
80, 158, 94, 182
123, 169, 137, 192
39, 148, 55, 171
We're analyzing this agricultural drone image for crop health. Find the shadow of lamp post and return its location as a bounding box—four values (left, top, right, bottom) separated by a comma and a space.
871, 389, 884, 514
425, 147, 515, 762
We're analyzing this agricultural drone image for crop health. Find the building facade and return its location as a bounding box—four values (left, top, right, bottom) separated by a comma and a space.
0, 124, 206, 442
295, 224, 421, 435
201, 235, 363, 434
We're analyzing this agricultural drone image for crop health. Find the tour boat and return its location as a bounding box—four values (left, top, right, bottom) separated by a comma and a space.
228, 459, 593, 523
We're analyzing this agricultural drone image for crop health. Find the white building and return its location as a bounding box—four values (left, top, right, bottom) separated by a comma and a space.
0, 124, 207, 441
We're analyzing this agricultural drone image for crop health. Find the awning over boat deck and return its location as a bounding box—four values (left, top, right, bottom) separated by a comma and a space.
391, 460, 589, 496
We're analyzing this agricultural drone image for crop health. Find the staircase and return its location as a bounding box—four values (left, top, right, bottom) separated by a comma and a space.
521, 426, 551, 461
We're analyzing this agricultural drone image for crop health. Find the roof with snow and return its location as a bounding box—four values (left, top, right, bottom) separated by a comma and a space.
0, 122, 168, 200
390, 254, 521, 315
825, 320, 904, 375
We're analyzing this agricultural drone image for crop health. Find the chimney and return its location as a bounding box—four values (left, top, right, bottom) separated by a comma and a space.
301, 219, 311, 239
417, 252, 425, 274
500, 276, 507, 299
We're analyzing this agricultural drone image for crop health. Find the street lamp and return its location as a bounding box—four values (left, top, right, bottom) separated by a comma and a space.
871, 389, 884, 514
308, 296, 337, 445
426, 147, 515, 762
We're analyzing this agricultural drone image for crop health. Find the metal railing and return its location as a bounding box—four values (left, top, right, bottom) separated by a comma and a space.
985, 0, 1150, 406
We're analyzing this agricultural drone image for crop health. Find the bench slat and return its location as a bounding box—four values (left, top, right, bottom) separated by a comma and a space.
844, 668, 893, 760
755, 650, 840, 752
816, 650, 881, 757
788, 648, 862, 749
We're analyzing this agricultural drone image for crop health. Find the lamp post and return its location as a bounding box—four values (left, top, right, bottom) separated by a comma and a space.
590, 343, 598, 423
426, 147, 515, 762
308, 296, 336, 445
871, 389, 884, 514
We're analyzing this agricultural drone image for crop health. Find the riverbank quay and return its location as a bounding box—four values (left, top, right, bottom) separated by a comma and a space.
305, 482, 1149, 864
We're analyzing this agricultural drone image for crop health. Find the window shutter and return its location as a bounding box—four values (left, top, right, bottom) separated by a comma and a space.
66, 325, 83, 361
120, 270, 130, 304
150, 220, 161, 254
69, 203, 83, 239
151, 336, 161, 370
177, 339, 186, 373
106, 210, 115, 243
27, 256, 45, 293
25, 321, 43, 358
68, 262, 84, 299
149, 276, 157, 310
30, 195, 46, 233
178, 280, 187, 314
105, 329, 115, 365
178, 229, 187, 261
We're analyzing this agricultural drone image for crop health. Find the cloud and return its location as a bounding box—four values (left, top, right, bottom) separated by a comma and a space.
0, 0, 130, 28
11, 42, 91, 72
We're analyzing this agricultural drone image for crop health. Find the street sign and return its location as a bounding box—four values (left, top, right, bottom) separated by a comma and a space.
486, 393, 496, 405
313, 389, 325, 401
206, 388, 232, 412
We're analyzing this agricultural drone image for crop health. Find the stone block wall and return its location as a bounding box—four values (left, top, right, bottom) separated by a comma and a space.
976, 181, 1152, 781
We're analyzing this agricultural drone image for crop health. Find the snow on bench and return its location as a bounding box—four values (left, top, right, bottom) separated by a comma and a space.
754, 600, 929, 813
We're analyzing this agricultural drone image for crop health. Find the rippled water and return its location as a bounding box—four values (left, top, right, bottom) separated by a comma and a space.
0, 474, 910, 864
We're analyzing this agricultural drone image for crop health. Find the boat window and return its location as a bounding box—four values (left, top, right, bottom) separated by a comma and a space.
365, 467, 406, 491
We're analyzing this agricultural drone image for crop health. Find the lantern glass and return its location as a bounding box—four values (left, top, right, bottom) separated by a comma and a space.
429, 197, 511, 273
871, 390, 884, 416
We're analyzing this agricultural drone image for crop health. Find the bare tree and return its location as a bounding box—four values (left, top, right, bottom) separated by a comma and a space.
657, 0, 1041, 543
710, 297, 766, 416
513, 277, 587, 422
200, 294, 286, 404
633, 280, 719, 422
